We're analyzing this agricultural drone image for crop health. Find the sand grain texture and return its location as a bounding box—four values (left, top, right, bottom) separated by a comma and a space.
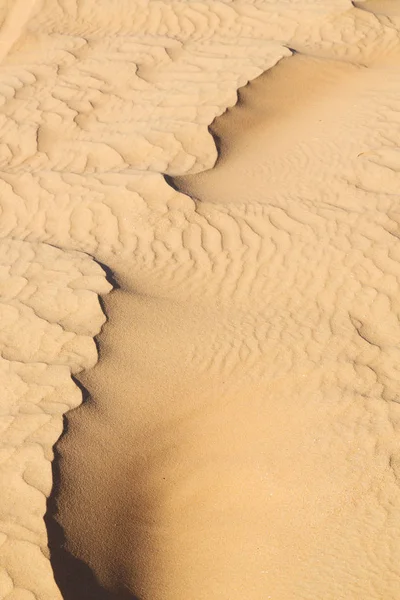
1, 0, 400, 598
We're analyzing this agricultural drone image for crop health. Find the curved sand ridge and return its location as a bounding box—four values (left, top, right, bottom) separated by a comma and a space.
1, 1, 400, 599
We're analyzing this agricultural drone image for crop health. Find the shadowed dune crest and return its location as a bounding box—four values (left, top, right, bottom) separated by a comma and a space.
45, 279, 139, 600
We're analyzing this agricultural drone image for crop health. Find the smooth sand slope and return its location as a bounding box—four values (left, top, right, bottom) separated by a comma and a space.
1, 1, 400, 599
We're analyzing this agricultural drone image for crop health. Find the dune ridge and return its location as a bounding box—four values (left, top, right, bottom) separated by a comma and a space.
1, 0, 400, 598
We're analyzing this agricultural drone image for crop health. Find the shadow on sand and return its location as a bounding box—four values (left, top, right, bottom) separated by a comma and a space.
45, 446, 141, 600
44, 260, 140, 599
45, 386, 140, 600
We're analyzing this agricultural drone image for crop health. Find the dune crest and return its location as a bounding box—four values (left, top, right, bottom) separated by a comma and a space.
1, 1, 400, 599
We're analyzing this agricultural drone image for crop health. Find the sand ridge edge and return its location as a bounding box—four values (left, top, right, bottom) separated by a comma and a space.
1, 1, 400, 598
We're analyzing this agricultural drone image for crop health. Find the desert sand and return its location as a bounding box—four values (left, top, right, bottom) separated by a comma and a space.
1, 0, 400, 598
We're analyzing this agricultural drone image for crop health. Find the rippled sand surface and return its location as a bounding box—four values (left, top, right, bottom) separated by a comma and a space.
1, 1, 400, 598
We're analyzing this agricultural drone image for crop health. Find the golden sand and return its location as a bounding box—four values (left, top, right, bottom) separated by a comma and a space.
1, 1, 400, 598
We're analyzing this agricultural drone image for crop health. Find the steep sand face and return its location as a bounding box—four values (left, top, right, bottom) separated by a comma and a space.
2, 1, 400, 599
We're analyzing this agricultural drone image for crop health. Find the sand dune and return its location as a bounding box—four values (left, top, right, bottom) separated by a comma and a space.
1, 0, 400, 598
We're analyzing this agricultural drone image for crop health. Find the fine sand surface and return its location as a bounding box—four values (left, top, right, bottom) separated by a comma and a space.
1, 1, 400, 599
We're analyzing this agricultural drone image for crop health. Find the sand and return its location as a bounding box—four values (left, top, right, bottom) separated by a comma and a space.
1, 0, 400, 598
